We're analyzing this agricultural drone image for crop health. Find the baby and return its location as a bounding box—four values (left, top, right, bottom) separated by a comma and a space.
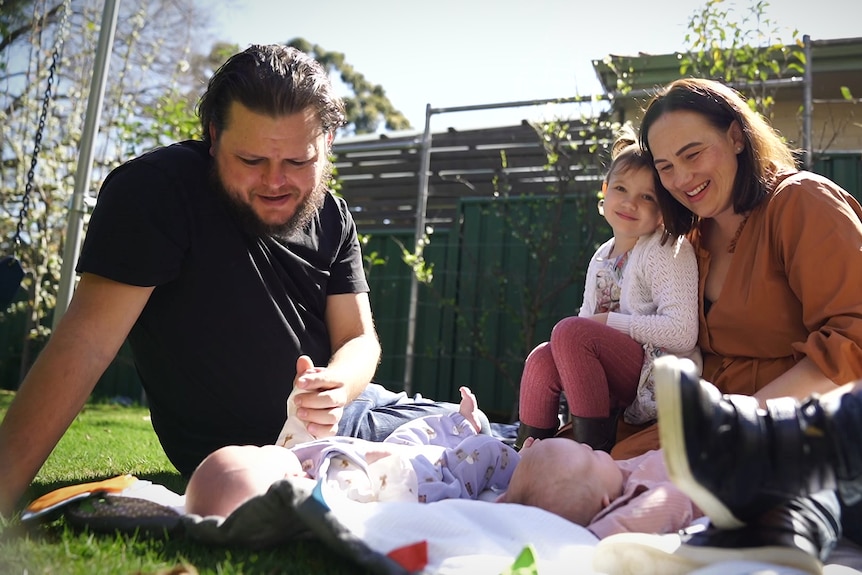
185, 387, 518, 517
188, 389, 700, 538
499, 436, 701, 537
499, 436, 624, 526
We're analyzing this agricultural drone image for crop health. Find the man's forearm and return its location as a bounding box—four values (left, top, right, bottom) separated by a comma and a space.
326, 333, 381, 401
0, 335, 107, 516
0, 275, 151, 516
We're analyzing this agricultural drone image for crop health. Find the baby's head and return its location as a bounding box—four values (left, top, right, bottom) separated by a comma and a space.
185, 444, 307, 517
498, 438, 624, 526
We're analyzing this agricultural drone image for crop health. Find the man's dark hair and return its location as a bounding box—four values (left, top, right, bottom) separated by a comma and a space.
198, 44, 346, 145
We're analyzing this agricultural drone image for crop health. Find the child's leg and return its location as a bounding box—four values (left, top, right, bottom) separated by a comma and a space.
518, 341, 564, 429
550, 317, 643, 417
185, 445, 302, 517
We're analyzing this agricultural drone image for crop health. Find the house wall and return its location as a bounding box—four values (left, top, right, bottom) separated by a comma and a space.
615, 96, 862, 154
772, 99, 862, 152
594, 37, 862, 154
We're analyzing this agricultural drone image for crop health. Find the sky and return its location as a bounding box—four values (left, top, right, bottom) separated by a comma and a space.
209, 0, 860, 133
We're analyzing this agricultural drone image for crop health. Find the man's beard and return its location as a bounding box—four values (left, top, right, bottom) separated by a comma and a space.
211, 160, 331, 240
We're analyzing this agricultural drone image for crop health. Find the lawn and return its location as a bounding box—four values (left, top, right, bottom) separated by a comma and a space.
0, 390, 373, 574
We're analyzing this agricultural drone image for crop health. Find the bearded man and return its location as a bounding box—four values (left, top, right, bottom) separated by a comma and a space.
0, 44, 460, 516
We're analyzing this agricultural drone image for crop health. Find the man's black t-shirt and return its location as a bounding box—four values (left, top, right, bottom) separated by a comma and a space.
77, 140, 369, 475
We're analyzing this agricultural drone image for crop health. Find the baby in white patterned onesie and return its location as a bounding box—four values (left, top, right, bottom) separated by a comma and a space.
185, 387, 519, 517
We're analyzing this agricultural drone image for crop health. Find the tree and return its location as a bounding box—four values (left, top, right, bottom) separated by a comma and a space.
384, 0, 835, 417
681, 0, 857, 160
0, 0, 215, 385
382, 112, 615, 418
0, 7, 415, 390
173, 38, 414, 138
680, 0, 805, 117
454, 116, 614, 419
287, 37, 412, 135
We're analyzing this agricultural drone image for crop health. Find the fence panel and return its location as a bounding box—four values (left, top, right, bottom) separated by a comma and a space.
362, 230, 414, 387
814, 153, 862, 202
1, 153, 859, 423
375, 194, 610, 420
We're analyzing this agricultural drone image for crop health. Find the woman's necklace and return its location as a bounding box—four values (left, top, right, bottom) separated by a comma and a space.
727, 214, 750, 254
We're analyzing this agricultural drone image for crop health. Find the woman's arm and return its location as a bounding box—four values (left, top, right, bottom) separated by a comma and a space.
770, 175, 862, 391
753, 356, 838, 404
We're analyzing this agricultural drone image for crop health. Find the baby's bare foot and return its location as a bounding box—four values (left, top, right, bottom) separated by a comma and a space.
458, 386, 482, 432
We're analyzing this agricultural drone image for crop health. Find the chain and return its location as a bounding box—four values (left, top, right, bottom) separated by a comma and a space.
13, 0, 71, 252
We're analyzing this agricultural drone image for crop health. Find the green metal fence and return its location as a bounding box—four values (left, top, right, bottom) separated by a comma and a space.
365, 193, 611, 420
0, 153, 859, 421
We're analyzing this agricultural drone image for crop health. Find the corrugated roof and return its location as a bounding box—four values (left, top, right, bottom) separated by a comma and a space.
334, 119, 613, 232
592, 36, 862, 98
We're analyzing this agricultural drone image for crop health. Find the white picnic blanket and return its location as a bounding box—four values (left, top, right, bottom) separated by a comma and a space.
163, 476, 859, 575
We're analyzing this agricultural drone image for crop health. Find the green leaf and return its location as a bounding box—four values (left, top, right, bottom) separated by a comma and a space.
500, 545, 539, 575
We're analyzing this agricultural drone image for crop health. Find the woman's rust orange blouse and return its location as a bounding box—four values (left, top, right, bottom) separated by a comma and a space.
612, 170, 862, 460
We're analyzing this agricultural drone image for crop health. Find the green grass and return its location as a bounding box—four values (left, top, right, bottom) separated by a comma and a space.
0, 390, 373, 574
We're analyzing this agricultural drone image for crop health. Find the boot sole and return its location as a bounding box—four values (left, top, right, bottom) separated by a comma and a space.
594, 531, 822, 575
654, 355, 746, 529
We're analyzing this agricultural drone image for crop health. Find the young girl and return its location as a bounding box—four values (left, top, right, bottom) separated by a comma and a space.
515, 125, 700, 452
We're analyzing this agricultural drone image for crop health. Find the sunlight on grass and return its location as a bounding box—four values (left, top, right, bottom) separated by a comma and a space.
0, 389, 14, 410
0, 391, 371, 574
35, 402, 173, 486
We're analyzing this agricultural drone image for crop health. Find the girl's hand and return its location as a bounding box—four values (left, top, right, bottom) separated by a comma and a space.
588, 313, 609, 325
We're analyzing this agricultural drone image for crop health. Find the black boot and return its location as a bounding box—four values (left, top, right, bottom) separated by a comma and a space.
570, 409, 620, 452
653, 354, 862, 528
593, 491, 842, 575
513, 423, 557, 451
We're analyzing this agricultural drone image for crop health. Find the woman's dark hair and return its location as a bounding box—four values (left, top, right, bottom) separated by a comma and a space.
197, 44, 346, 145
638, 78, 797, 237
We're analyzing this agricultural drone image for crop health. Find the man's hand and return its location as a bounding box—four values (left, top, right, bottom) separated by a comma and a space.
291, 355, 350, 438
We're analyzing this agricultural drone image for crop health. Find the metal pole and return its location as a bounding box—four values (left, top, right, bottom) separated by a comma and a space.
802, 34, 813, 170
53, 0, 121, 329
402, 103, 434, 393
391, 70, 814, 396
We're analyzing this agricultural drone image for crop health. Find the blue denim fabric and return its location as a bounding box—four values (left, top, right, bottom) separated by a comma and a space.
833, 389, 862, 507
834, 387, 862, 545
337, 383, 463, 441
840, 499, 862, 545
